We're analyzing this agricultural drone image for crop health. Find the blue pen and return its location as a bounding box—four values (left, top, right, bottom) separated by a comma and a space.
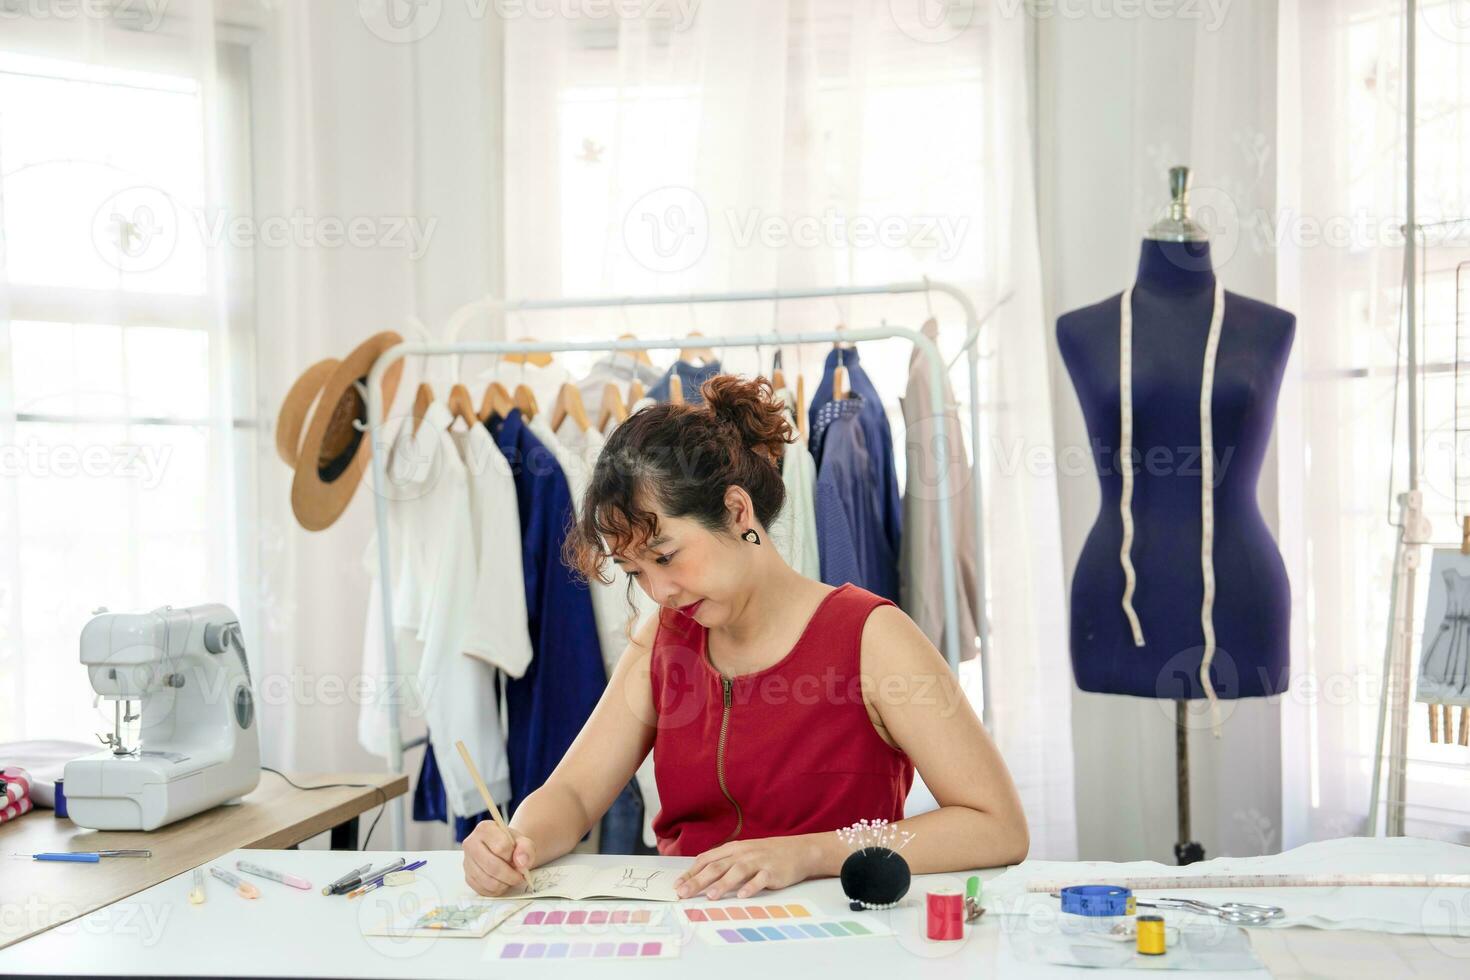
28, 849, 149, 862
33, 853, 101, 862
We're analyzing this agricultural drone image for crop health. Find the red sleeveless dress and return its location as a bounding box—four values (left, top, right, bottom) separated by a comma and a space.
649, 583, 915, 857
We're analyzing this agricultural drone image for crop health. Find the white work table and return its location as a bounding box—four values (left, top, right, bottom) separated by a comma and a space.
1, 845, 1465, 978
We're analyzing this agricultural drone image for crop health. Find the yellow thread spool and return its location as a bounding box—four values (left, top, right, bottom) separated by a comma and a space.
1136, 915, 1166, 956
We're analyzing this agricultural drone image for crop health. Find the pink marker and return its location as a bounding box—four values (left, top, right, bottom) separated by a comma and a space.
236, 859, 311, 891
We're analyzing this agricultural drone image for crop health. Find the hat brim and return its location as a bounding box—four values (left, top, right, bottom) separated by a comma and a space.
290, 331, 405, 532
276, 358, 339, 468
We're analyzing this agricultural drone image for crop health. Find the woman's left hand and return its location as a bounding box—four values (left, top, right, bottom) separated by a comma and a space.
675, 835, 823, 900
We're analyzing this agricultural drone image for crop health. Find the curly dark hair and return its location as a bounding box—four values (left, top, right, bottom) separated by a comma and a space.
561, 373, 794, 595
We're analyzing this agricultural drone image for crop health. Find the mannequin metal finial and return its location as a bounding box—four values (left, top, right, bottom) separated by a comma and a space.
1146, 165, 1209, 242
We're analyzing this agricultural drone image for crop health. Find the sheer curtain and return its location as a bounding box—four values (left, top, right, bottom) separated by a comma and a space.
248, 1, 504, 850
503, 0, 1076, 858
1277, 0, 1470, 847
0, 2, 248, 748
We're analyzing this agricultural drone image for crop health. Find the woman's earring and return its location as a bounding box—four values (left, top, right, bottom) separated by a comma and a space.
741, 528, 761, 546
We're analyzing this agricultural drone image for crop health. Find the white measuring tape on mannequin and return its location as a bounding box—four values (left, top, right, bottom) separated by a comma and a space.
1118, 281, 1227, 736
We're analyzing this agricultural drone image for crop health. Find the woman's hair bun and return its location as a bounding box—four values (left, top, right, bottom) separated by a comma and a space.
701, 374, 793, 464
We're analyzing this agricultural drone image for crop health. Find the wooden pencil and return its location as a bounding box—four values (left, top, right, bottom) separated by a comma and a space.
454, 739, 533, 892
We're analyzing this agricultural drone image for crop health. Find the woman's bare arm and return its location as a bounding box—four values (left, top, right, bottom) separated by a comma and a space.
810, 604, 1029, 874
504, 610, 660, 862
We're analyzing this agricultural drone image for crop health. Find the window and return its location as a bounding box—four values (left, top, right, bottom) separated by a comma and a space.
0, 36, 253, 746
1280, 0, 1470, 843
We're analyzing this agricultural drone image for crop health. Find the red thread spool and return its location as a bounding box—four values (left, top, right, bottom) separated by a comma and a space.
926, 889, 964, 941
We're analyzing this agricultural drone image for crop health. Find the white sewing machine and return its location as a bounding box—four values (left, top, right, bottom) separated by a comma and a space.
63, 603, 261, 831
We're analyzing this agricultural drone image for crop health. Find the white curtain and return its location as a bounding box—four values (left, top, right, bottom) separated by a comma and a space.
0, 2, 245, 747
1041, 3, 1285, 862
503, 0, 1076, 859
1277, 0, 1470, 846
248, 0, 505, 849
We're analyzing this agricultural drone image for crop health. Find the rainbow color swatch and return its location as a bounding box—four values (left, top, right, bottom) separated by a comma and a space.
520, 908, 656, 927
681, 903, 812, 923
492, 940, 676, 960
709, 920, 877, 944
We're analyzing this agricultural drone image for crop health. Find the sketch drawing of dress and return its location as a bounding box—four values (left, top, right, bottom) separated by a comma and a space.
1419, 567, 1470, 699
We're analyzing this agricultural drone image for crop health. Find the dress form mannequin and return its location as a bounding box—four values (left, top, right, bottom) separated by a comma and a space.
1058, 178, 1295, 706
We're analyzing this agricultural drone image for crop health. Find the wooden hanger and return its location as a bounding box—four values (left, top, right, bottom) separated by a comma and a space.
831, 320, 851, 401
617, 333, 653, 366
678, 331, 716, 365
446, 383, 479, 429
478, 381, 514, 422
411, 382, 434, 434
669, 373, 684, 405
514, 383, 539, 420
504, 338, 553, 369
832, 361, 849, 401
598, 382, 628, 431
551, 382, 591, 433
629, 379, 645, 405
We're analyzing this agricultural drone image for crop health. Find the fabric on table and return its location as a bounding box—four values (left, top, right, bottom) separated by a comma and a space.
0, 741, 92, 808
1, 766, 32, 823
983, 836, 1470, 936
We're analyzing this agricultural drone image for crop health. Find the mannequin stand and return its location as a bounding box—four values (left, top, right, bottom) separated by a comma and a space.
1175, 700, 1204, 865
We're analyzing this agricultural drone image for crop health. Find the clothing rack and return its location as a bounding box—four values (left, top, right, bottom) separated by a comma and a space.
360, 280, 1002, 849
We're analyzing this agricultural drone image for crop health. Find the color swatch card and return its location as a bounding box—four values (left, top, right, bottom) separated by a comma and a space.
363, 898, 528, 939
515, 864, 680, 902
679, 901, 817, 925
503, 902, 681, 936
486, 938, 680, 961
694, 916, 894, 947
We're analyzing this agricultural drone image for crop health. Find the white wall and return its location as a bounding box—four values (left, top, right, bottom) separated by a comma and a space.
1035, 3, 1286, 863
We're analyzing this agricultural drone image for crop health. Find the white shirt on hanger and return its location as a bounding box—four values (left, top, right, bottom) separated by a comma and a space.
359, 401, 511, 814
770, 386, 821, 580
451, 422, 534, 679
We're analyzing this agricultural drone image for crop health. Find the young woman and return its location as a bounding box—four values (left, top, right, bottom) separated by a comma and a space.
462, 375, 1027, 901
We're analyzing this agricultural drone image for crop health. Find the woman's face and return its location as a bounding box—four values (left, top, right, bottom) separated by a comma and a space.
610, 504, 750, 628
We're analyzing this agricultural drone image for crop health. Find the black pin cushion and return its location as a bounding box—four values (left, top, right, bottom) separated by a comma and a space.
840, 847, 911, 910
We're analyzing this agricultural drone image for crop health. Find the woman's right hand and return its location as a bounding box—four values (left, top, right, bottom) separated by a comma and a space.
463, 822, 538, 897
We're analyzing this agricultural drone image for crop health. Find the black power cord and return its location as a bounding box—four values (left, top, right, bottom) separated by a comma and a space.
260, 766, 389, 850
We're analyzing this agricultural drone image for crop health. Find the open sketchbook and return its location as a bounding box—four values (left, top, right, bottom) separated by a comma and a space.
518, 864, 680, 902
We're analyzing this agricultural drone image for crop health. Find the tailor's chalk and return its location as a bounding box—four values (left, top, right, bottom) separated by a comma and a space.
189, 868, 206, 905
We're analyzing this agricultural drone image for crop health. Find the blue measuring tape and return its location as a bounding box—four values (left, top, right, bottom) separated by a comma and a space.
1059, 885, 1135, 917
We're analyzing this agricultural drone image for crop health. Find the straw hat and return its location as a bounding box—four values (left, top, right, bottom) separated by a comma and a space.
277, 332, 405, 531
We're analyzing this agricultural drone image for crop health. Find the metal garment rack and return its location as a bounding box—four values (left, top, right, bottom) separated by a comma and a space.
361, 280, 1000, 849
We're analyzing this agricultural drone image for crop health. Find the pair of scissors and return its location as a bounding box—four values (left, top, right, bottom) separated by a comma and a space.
1136, 896, 1285, 926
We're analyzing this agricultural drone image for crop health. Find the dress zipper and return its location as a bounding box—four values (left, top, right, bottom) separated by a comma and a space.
715, 675, 744, 842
